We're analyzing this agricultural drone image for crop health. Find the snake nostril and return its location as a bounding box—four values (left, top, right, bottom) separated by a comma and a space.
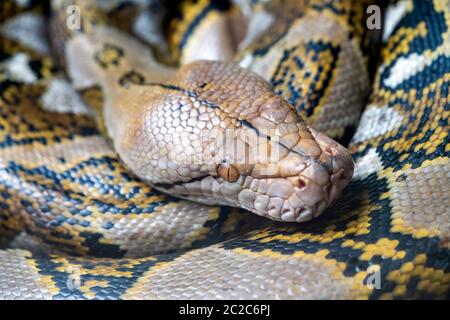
198, 82, 208, 88
297, 178, 306, 189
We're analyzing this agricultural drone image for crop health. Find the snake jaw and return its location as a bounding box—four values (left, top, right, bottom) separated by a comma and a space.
234, 129, 354, 222
238, 162, 353, 223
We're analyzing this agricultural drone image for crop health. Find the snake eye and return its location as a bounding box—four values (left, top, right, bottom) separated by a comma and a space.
217, 163, 239, 182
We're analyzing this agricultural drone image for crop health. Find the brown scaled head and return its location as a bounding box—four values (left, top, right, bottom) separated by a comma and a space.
118, 61, 354, 224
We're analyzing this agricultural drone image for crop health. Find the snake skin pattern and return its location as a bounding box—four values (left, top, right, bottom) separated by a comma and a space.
0, 0, 449, 299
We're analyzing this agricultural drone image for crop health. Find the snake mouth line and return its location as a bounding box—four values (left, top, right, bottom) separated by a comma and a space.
152, 174, 210, 190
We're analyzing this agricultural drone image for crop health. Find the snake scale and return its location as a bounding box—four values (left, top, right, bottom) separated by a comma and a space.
0, 0, 448, 299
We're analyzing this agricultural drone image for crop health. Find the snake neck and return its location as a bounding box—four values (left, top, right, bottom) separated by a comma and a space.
49, 0, 175, 141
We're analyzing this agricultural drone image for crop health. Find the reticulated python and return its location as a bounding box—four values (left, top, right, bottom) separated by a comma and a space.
0, 0, 448, 299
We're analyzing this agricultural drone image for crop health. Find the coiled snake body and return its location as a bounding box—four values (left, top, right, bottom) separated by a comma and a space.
0, 0, 448, 299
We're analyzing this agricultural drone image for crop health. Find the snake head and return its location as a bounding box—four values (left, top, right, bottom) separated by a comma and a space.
117, 61, 354, 223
